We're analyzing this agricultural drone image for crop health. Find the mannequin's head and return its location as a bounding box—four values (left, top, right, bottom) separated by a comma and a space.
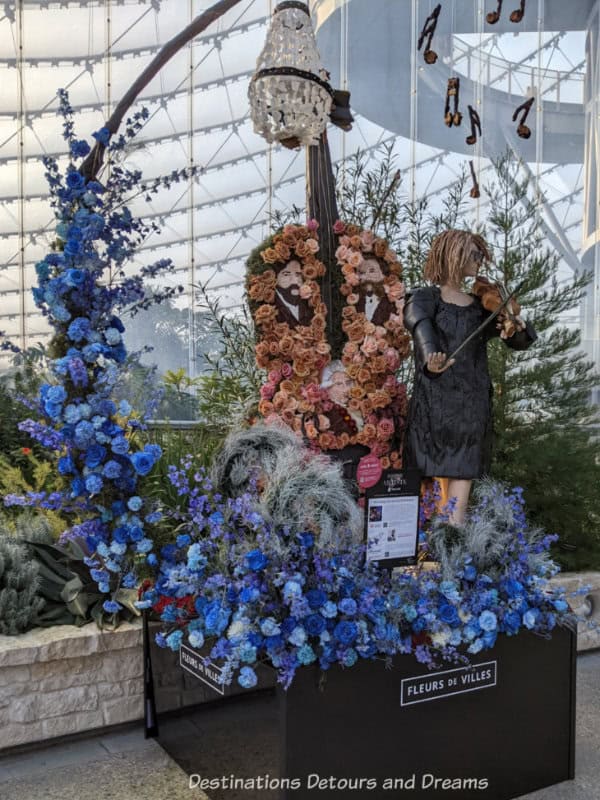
424, 230, 490, 285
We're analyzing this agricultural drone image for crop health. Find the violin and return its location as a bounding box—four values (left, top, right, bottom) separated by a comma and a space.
472, 275, 522, 338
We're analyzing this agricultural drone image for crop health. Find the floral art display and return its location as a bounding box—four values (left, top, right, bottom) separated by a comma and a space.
2, 92, 189, 621
141, 428, 573, 690
247, 221, 410, 470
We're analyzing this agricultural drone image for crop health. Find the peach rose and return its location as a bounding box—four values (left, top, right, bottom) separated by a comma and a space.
261, 247, 279, 264
347, 293, 359, 305
255, 305, 278, 326
305, 238, 319, 254
347, 251, 363, 268
317, 414, 331, 431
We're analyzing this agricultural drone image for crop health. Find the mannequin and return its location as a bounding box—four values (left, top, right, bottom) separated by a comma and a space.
403, 229, 536, 525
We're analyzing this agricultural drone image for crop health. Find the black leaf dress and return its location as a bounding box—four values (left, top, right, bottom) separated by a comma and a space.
403, 286, 536, 479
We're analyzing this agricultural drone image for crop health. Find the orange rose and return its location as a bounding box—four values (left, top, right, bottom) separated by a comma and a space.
346, 224, 361, 237
303, 264, 318, 280
357, 368, 371, 384
350, 235, 362, 249
255, 305, 278, 326
380, 456, 391, 470
373, 240, 387, 258
274, 242, 291, 261
258, 400, 274, 415
305, 421, 319, 440
261, 247, 279, 264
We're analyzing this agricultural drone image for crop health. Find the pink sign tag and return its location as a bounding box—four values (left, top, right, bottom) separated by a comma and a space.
356, 454, 383, 490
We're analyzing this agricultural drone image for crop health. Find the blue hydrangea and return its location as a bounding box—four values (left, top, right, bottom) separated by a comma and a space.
238, 666, 258, 689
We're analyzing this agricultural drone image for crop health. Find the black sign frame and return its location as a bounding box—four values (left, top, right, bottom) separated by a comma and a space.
363, 468, 421, 569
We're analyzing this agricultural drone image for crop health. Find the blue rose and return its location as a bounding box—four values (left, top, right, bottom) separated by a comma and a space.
439, 603, 460, 625
333, 620, 358, 645
297, 644, 317, 665
84, 444, 106, 469
246, 549, 268, 572
128, 496, 143, 512
131, 451, 154, 476
66, 170, 85, 190
103, 460, 122, 479
111, 436, 130, 455
70, 139, 91, 158
65, 268, 86, 287
339, 598, 357, 616
306, 589, 327, 610
304, 613, 326, 636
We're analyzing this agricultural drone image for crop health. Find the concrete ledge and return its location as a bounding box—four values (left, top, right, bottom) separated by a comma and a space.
0, 621, 143, 751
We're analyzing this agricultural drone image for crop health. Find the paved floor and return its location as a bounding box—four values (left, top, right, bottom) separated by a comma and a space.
0, 651, 597, 800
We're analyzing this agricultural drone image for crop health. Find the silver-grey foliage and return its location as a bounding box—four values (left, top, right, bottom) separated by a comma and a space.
212, 423, 363, 546
427, 478, 554, 581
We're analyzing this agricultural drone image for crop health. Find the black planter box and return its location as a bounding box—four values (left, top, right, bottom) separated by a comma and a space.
146, 625, 576, 800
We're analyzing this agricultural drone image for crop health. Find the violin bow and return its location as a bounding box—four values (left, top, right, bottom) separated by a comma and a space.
445, 279, 526, 363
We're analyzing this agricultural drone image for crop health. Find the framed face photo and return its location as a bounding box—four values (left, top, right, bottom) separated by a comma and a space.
364, 469, 421, 569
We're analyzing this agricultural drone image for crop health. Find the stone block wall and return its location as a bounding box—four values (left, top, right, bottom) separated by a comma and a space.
0, 621, 143, 750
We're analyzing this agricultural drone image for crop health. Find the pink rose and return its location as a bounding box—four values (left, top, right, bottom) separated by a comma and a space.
268, 369, 282, 383
385, 283, 404, 302
260, 382, 276, 400
335, 245, 349, 262
306, 238, 319, 254
348, 251, 363, 268
339, 235, 350, 247
333, 220, 346, 234
361, 336, 379, 356
281, 363, 293, 377
347, 293, 359, 305
306, 218, 319, 231
378, 418, 395, 437
299, 284, 313, 300
317, 414, 331, 431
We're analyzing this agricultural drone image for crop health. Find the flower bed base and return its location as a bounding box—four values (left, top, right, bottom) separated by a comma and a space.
148, 625, 576, 799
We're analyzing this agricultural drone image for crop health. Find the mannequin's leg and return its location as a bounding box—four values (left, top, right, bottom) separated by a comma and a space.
446, 479, 472, 525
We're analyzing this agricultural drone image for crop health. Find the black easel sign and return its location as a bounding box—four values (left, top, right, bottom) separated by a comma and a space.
364, 469, 421, 568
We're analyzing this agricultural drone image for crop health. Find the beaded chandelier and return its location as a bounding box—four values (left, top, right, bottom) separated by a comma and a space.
248, 1, 334, 148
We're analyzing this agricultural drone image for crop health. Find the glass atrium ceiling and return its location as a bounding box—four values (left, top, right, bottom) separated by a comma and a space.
0, 0, 598, 383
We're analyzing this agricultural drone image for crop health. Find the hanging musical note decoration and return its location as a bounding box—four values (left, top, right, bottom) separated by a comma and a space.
510, 0, 526, 22
469, 161, 481, 199
486, 0, 503, 24
466, 105, 482, 145
418, 3, 442, 64
444, 78, 462, 127
512, 96, 535, 139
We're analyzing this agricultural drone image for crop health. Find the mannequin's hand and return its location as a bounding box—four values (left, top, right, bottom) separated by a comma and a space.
426, 351, 455, 373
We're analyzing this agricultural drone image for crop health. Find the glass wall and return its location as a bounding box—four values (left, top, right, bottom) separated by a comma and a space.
0, 0, 597, 399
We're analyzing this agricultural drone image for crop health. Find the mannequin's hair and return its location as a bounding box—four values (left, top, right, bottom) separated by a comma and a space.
424, 229, 491, 285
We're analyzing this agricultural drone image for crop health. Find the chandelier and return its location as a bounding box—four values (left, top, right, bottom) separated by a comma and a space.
248, 1, 334, 148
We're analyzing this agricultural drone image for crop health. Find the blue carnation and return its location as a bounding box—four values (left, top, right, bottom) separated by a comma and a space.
166, 630, 183, 652
288, 626, 307, 647
479, 610, 498, 632
296, 644, 317, 665
103, 460, 122, 479
103, 600, 122, 614
85, 474, 103, 495
188, 630, 205, 649
67, 317, 91, 342
321, 601, 338, 618
128, 496, 143, 511
260, 617, 281, 637
238, 666, 258, 689
46, 385, 67, 404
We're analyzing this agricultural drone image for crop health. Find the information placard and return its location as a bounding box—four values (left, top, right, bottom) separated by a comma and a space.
364, 469, 421, 568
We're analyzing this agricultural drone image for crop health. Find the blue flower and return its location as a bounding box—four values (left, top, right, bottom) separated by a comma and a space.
288, 626, 307, 647
70, 139, 91, 158
238, 666, 258, 689
84, 444, 106, 469
188, 630, 204, 649
297, 532, 314, 548
321, 601, 338, 618
66, 170, 85, 190
131, 451, 154, 476
260, 618, 281, 637
103, 600, 122, 614
479, 610, 498, 632
65, 269, 86, 287
305, 613, 326, 636
296, 644, 316, 665
111, 436, 130, 455
166, 630, 183, 651
103, 460, 122, 479
333, 620, 358, 645
306, 589, 327, 610
439, 603, 460, 626
67, 317, 91, 342
58, 456, 75, 475
92, 127, 111, 146
128, 496, 143, 511
523, 609, 539, 629
85, 474, 103, 495
339, 598, 358, 616
246, 549, 268, 572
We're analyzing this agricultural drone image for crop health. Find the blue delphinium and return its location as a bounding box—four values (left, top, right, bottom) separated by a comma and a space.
4, 89, 196, 620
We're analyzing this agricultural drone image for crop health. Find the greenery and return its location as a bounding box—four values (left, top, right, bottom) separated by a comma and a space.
0, 532, 45, 635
